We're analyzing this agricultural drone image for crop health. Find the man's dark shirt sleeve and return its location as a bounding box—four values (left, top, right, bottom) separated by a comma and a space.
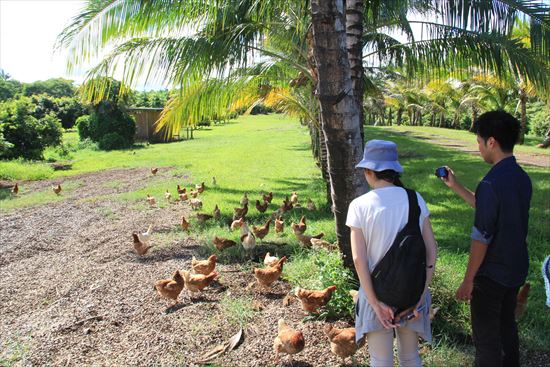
471, 180, 498, 245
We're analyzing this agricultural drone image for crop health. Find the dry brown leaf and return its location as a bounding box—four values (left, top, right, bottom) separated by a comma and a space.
194, 328, 243, 364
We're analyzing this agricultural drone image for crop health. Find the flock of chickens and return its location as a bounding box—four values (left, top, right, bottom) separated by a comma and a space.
132, 168, 360, 365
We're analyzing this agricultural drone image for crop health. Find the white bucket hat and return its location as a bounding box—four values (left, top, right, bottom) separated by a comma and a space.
356, 139, 403, 173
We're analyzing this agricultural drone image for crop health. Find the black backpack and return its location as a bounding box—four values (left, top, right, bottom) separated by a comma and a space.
371, 188, 427, 314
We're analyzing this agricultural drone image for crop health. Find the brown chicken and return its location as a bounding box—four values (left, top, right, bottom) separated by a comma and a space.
154, 270, 185, 306
252, 219, 272, 240
323, 324, 361, 364
254, 256, 287, 289
146, 193, 156, 206
515, 282, 530, 318
177, 184, 186, 195
133, 232, 153, 256
213, 204, 221, 220
263, 191, 273, 203
151, 167, 158, 175
310, 238, 338, 251
196, 182, 205, 194
11, 183, 19, 195
191, 254, 217, 275
295, 285, 337, 314
213, 236, 237, 251
256, 199, 269, 213
52, 184, 62, 195
291, 216, 307, 234
181, 270, 218, 297
281, 196, 293, 212
273, 319, 305, 364
181, 216, 190, 232
295, 232, 324, 247
234, 203, 248, 219
190, 189, 199, 198
196, 212, 213, 223
275, 216, 284, 234
179, 192, 188, 201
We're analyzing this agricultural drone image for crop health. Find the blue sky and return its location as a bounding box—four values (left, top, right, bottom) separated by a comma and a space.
0, 0, 87, 83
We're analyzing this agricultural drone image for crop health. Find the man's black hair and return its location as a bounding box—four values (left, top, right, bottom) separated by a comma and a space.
473, 110, 520, 153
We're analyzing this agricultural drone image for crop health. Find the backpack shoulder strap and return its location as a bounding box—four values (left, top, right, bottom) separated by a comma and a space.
404, 188, 421, 230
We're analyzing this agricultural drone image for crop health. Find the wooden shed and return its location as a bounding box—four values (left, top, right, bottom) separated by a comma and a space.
127, 107, 171, 143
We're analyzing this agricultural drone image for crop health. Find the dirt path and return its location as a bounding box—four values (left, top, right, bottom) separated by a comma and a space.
0, 168, 368, 367
394, 130, 550, 168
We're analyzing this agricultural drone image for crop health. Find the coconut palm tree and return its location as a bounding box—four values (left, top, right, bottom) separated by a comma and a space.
58, 0, 550, 267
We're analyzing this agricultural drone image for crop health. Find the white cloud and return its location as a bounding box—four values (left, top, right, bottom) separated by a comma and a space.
0, 0, 86, 83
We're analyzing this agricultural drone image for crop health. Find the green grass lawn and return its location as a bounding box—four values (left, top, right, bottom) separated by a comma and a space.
1, 115, 548, 364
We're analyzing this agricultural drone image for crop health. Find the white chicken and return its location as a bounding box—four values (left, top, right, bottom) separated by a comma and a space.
139, 224, 153, 244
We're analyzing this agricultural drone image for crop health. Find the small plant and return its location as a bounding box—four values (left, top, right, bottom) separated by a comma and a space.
219, 294, 256, 327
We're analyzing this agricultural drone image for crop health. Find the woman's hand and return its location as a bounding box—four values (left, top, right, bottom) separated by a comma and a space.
371, 301, 396, 329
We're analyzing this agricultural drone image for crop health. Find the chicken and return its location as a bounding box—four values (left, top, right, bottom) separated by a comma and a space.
275, 216, 284, 234
151, 167, 158, 175
181, 216, 190, 232
310, 238, 338, 251
146, 193, 156, 206
290, 191, 298, 205
155, 270, 185, 306
189, 189, 199, 198
295, 232, 324, 247
240, 193, 249, 206
515, 282, 530, 318
196, 182, 205, 194
256, 199, 269, 213
307, 198, 316, 211
212, 176, 217, 186
323, 324, 360, 364
139, 224, 153, 244
273, 319, 305, 364
179, 192, 188, 201
263, 191, 273, 203
52, 184, 62, 195
291, 216, 307, 235
252, 219, 271, 240
189, 198, 202, 210
191, 254, 217, 275
281, 196, 293, 212
181, 270, 218, 297
264, 252, 279, 267
11, 183, 19, 195
213, 236, 237, 251
196, 213, 213, 223
133, 232, 153, 256
233, 203, 248, 219
213, 204, 221, 220
254, 256, 287, 289
240, 231, 256, 253
295, 285, 337, 314
177, 185, 186, 195
164, 190, 172, 201
230, 217, 244, 231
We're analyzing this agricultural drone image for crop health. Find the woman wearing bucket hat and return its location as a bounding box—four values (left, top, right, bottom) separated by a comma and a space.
346, 140, 438, 367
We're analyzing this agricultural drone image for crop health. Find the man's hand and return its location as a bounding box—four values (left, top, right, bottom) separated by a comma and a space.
456, 279, 474, 301
440, 166, 458, 189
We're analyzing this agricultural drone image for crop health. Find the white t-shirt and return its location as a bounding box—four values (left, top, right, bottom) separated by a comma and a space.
346, 186, 430, 273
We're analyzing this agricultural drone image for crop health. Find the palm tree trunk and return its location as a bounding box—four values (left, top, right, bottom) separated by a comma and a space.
311, 0, 368, 268
346, 0, 365, 149
518, 88, 527, 144
469, 106, 478, 132
397, 107, 403, 125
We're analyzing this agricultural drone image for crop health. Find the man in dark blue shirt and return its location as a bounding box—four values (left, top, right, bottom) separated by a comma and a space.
440, 111, 532, 367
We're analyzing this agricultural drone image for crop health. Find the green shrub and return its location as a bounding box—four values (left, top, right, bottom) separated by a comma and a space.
0, 98, 63, 159
76, 115, 93, 140
529, 109, 550, 137
98, 132, 129, 150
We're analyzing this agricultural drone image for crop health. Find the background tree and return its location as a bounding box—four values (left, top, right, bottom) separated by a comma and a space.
23, 78, 76, 98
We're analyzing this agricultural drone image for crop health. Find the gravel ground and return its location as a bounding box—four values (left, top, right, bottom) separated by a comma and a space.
2, 168, 548, 367
0, 168, 367, 367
